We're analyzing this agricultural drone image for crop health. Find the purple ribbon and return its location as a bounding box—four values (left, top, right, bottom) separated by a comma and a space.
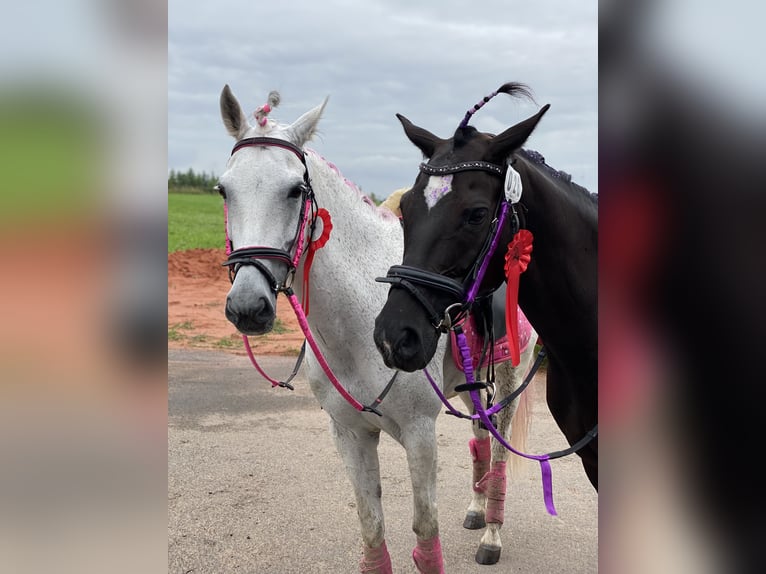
437, 330, 557, 516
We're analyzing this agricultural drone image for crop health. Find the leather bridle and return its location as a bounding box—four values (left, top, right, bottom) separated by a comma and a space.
221, 137, 317, 291
376, 159, 519, 332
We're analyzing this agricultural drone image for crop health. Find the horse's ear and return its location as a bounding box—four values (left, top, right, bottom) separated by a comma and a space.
397, 114, 445, 159
485, 104, 551, 163
220, 84, 250, 139
287, 97, 329, 147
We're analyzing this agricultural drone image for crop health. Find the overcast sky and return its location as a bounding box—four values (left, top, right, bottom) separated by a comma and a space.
169, 1, 597, 197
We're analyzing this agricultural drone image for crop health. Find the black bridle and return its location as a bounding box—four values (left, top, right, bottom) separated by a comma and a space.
376, 159, 518, 332
221, 137, 318, 292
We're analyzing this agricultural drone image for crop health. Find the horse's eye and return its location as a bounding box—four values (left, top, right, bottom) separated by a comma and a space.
467, 207, 488, 225
215, 184, 226, 199
288, 183, 306, 199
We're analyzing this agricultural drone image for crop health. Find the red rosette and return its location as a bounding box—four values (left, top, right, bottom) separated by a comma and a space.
504, 229, 534, 365
302, 208, 333, 315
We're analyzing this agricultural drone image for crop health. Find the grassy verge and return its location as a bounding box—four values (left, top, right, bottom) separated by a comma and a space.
168, 192, 225, 253
169, 319, 294, 346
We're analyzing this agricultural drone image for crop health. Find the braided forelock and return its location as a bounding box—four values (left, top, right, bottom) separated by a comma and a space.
496, 82, 536, 104
254, 90, 281, 127
458, 82, 537, 129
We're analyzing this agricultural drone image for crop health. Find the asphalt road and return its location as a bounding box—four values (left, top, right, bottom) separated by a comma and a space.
169, 349, 597, 573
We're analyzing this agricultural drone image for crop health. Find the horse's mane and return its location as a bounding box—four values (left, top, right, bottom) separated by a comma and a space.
453, 125, 596, 208
305, 148, 399, 221
518, 148, 597, 208
255, 112, 398, 222
470, 84, 596, 207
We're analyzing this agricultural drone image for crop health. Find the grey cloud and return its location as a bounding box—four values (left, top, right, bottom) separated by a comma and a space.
169, 0, 597, 193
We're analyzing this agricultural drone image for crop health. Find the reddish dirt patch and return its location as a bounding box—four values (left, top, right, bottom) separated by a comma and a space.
168, 248, 303, 355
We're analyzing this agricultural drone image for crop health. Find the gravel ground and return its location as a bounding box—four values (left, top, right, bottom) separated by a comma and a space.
169, 349, 597, 573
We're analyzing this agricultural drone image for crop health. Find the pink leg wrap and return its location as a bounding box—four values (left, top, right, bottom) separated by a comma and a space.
469, 437, 491, 493
412, 535, 445, 574
476, 461, 507, 525
359, 540, 392, 574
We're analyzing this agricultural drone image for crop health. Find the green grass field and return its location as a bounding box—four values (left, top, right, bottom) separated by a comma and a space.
168, 192, 225, 252
1, 90, 99, 224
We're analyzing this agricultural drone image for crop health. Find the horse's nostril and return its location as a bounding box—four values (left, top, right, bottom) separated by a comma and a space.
252, 296, 273, 320
395, 327, 421, 359
249, 296, 266, 315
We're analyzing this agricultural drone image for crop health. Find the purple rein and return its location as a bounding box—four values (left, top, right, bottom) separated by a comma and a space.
454, 331, 557, 516
466, 202, 510, 303
419, 202, 559, 515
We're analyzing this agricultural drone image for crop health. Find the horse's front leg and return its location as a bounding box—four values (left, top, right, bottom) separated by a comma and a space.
473, 345, 535, 565
459, 391, 491, 532
402, 419, 445, 574
330, 420, 392, 574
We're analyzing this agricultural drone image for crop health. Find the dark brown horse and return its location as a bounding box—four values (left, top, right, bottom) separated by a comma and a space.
373, 83, 598, 488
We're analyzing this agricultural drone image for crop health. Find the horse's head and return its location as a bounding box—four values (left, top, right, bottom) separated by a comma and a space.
218, 85, 327, 335
374, 84, 549, 371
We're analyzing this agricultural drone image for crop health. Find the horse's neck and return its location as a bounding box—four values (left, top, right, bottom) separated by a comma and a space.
517, 157, 598, 361
293, 152, 401, 328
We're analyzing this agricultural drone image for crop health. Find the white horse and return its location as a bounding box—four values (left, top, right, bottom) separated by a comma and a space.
217, 84, 537, 572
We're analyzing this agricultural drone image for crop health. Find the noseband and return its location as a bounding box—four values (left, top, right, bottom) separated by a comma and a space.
376, 160, 519, 332
222, 137, 317, 291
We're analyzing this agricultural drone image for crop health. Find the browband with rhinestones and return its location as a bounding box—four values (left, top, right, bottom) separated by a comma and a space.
419, 160, 504, 177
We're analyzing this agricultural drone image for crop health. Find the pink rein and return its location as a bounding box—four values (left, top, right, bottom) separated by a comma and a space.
223, 143, 367, 411
286, 292, 364, 410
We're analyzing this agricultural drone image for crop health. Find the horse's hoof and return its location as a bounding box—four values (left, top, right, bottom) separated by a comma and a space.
475, 544, 501, 565
463, 511, 486, 530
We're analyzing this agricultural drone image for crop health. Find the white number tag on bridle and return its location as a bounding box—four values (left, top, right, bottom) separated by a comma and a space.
504, 165, 522, 204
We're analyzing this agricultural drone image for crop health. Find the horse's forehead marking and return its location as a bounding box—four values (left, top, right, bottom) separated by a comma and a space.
423, 175, 453, 210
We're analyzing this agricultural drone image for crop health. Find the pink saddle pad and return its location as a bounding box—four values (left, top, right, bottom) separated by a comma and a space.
450, 307, 533, 372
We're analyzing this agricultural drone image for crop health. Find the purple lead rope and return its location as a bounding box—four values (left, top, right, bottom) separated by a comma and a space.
422, 199, 557, 514
422, 363, 556, 516
431, 330, 557, 516
423, 368, 515, 419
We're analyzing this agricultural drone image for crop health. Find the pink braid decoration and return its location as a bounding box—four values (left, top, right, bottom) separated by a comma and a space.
254, 103, 272, 127
476, 461, 507, 525
412, 535, 445, 574
469, 437, 491, 493
359, 541, 393, 574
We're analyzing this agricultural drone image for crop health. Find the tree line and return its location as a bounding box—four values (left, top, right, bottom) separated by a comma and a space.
168, 168, 218, 192
168, 167, 388, 205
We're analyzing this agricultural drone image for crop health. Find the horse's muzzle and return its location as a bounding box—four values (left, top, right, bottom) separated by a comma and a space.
225, 295, 276, 335
373, 297, 438, 372
373, 325, 424, 371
